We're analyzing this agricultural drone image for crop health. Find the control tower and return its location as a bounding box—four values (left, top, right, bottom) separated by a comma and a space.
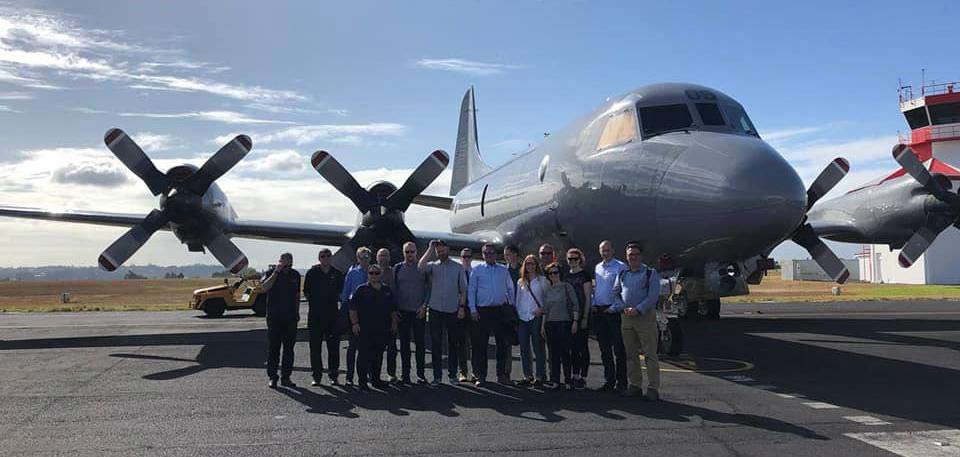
858, 79, 960, 284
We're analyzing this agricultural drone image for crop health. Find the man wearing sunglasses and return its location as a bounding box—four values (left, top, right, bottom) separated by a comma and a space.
303, 248, 345, 386
467, 243, 516, 386
539, 244, 564, 280
393, 241, 428, 384
613, 242, 662, 401
262, 252, 301, 389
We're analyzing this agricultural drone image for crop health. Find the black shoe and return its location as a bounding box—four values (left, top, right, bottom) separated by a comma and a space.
280, 378, 297, 388
532, 378, 544, 387
600, 382, 615, 392
359, 382, 371, 392
268, 378, 278, 389
372, 380, 388, 389
401, 376, 412, 385
329, 377, 340, 386
417, 374, 427, 384
311, 379, 322, 387
516, 378, 532, 386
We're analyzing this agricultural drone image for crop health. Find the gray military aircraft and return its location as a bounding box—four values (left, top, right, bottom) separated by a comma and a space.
0, 83, 851, 317
809, 144, 960, 268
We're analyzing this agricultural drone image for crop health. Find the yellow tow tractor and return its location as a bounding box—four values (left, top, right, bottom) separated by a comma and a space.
191, 277, 268, 318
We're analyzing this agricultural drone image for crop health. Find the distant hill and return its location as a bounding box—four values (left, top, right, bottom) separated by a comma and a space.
0, 264, 226, 281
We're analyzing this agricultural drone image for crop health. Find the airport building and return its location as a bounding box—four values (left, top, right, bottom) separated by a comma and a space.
858, 80, 960, 284
782, 259, 860, 282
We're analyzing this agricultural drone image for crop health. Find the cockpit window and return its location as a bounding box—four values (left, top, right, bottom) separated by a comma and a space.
696, 103, 725, 126
638, 104, 693, 137
722, 104, 759, 137
904, 106, 930, 129
596, 109, 639, 150
929, 102, 960, 125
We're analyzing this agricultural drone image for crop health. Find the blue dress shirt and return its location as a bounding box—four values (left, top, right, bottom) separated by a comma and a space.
467, 262, 516, 314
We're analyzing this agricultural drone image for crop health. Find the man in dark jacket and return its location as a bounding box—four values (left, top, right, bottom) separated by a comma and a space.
349, 264, 399, 391
262, 252, 301, 388
303, 248, 344, 386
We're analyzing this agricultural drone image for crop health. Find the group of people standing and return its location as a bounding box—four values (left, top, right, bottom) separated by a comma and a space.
261, 239, 662, 401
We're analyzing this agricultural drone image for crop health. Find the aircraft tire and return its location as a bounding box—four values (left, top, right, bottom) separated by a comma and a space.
203, 298, 226, 318
252, 295, 267, 317
659, 318, 683, 357
705, 299, 721, 320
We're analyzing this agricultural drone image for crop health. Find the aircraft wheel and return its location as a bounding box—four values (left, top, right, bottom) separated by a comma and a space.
203, 298, 226, 318
705, 299, 721, 320
659, 318, 683, 357
252, 295, 267, 317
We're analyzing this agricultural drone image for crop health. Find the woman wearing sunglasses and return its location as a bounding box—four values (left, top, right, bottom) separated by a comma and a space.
514, 254, 547, 386
540, 262, 580, 390
564, 248, 593, 390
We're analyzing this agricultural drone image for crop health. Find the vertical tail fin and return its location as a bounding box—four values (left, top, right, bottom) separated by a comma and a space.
450, 86, 492, 196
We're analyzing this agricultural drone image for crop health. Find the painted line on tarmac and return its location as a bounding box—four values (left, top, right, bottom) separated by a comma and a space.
845, 429, 960, 456
844, 416, 892, 426
775, 393, 806, 399
803, 401, 840, 409
735, 311, 960, 318
643, 355, 754, 374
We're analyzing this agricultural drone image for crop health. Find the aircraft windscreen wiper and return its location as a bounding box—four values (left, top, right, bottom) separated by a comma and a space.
646, 127, 692, 139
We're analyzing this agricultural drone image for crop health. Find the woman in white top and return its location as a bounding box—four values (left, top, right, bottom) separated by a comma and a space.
515, 254, 548, 386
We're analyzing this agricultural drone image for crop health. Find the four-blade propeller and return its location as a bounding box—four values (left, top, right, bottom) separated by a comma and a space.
310, 149, 449, 270
99, 128, 251, 273
790, 157, 851, 283
891, 144, 960, 268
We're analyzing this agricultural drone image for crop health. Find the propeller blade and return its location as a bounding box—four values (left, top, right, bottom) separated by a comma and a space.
103, 128, 169, 196
185, 135, 252, 195
791, 223, 850, 283
897, 214, 955, 268
203, 228, 248, 274
806, 157, 849, 210
98, 209, 169, 271
892, 144, 958, 204
386, 150, 450, 211
330, 243, 358, 273
311, 150, 376, 211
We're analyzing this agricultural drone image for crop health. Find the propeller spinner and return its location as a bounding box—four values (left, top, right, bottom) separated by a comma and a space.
98, 128, 251, 273
310, 149, 449, 270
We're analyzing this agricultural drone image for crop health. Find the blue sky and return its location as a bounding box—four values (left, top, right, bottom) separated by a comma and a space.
0, 0, 957, 268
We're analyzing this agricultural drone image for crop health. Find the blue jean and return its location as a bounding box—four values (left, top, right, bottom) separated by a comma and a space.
517, 316, 546, 380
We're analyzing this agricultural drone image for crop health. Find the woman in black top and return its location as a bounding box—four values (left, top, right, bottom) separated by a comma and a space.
564, 247, 593, 390
349, 264, 399, 391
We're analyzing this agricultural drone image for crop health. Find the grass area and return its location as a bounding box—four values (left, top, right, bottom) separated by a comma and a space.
0, 278, 225, 312
3, 271, 960, 312
726, 271, 960, 303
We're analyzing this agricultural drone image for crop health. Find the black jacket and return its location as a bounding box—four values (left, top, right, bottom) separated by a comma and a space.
303, 265, 344, 322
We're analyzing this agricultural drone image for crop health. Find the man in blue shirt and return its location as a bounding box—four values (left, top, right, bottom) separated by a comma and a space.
593, 240, 628, 391
468, 243, 516, 386
613, 242, 662, 401
340, 246, 372, 385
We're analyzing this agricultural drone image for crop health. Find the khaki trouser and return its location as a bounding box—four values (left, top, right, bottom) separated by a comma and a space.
621, 309, 660, 390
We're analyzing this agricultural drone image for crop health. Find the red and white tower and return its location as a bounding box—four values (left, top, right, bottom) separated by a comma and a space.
859, 79, 960, 284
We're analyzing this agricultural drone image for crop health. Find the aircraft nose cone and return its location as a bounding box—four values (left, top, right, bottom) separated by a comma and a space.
656, 133, 806, 262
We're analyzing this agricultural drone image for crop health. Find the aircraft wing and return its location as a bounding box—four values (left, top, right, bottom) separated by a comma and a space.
0, 205, 496, 253
0, 205, 146, 228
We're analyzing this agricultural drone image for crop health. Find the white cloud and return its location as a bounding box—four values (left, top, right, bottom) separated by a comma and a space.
132, 132, 178, 151
0, 104, 19, 113
414, 58, 520, 76
118, 110, 294, 125
0, 11, 305, 103
240, 149, 306, 173
762, 125, 833, 143
0, 91, 32, 100
51, 161, 128, 187
256, 123, 407, 145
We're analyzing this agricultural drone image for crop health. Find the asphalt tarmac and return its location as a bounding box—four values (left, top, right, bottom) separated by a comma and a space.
1, 300, 958, 456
